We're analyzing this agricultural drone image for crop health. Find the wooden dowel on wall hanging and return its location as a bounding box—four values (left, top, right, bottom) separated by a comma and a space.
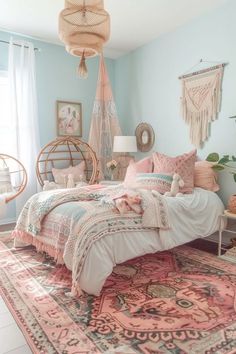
178, 62, 228, 80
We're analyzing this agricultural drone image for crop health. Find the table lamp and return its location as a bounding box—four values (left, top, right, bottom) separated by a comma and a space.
113, 136, 137, 155
112, 136, 137, 180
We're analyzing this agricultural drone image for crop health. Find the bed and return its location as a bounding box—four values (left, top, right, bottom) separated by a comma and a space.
13, 184, 224, 296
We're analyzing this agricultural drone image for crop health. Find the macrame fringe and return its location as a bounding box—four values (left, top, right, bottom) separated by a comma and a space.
12, 230, 64, 265
181, 67, 223, 147
12, 230, 85, 297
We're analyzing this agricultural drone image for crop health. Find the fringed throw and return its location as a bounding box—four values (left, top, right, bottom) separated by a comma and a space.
180, 66, 224, 147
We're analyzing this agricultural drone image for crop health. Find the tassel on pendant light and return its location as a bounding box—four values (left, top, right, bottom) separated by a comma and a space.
77, 51, 88, 78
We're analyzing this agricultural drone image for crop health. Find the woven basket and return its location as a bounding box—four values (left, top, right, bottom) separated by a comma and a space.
228, 195, 236, 214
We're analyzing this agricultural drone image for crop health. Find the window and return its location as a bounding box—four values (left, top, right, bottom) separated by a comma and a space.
0, 72, 16, 154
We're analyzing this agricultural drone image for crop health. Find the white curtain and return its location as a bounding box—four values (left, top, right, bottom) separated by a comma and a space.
8, 37, 40, 216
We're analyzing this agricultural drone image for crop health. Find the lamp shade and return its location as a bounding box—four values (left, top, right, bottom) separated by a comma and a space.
113, 136, 137, 153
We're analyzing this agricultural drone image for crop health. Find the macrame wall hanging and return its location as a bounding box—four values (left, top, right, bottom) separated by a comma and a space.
59, 0, 110, 78
179, 60, 227, 147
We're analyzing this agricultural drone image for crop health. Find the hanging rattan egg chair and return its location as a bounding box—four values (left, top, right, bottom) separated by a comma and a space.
36, 136, 99, 187
0, 154, 27, 203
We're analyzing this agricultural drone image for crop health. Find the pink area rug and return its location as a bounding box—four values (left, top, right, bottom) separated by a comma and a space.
1, 237, 236, 353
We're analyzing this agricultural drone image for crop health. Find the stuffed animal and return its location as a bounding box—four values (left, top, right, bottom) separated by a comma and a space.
164, 173, 184, 197
43, 180, 59, 191
67, 174, 75, 188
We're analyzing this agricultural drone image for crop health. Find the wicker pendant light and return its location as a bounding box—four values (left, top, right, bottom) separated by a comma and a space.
66, 0, 104, 10
59, 0, 110, 78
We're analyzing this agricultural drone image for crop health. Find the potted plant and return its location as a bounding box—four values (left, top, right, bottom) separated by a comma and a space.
206, 152, 236, 213
106, 159, 118, 180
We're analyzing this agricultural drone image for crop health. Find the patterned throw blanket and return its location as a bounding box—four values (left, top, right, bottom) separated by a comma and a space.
14, 185, 169, 295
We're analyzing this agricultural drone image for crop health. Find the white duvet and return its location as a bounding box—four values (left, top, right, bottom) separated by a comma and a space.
79, 188, 224, 295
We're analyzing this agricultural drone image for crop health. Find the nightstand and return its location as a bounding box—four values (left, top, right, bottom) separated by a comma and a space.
100, 180, 122, 186
218, 210, 236, 256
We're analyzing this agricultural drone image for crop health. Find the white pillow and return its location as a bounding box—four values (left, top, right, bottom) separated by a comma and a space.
52, 161, 85, 185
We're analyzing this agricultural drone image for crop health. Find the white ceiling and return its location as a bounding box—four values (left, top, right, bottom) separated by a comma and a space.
0, 0, 228, 58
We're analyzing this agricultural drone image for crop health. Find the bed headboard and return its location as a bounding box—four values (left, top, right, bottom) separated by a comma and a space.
36, 136, 99, 186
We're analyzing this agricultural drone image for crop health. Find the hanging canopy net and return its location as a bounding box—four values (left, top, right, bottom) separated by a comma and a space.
88, 55, 122, 179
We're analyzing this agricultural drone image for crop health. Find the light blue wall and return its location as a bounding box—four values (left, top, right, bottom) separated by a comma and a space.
1, 0, 235, 223
0, 30, 115, 223
115, 0, 236, 204
0, 30, 115, 146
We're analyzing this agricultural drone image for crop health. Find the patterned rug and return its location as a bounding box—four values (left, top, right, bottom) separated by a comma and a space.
1, 236, 236, 354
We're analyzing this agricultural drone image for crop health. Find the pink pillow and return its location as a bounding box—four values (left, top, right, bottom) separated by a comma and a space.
124, 157, 153, 188
152, 150, 197, 194
52, 161, 85, 184
194, 161, 219, 192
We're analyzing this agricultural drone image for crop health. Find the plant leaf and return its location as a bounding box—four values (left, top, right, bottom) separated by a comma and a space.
218, 156, 230, 164
234, 174, 236, 183
229, 115, 236, 119
212, 164, 225, 171
206, 153, 219, 162
232, 156, 236, 161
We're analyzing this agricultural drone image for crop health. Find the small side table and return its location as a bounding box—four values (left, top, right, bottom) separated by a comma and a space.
218, 210, 236, 256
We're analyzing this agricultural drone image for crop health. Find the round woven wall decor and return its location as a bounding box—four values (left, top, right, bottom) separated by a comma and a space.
135, 123, 155, 152
36, 136, 99, 186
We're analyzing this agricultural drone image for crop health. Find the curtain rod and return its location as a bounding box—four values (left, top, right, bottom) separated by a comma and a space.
0, 39, 40, 51
179, 62, 227, 80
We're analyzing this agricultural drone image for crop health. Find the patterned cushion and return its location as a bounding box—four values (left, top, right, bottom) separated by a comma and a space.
152, 150, 197, 194
134, 173, 173, 194
124, 157, 153, 188
194, 161, 219, 192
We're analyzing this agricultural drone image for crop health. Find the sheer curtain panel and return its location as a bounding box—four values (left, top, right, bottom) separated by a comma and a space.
8, 38, 40, 216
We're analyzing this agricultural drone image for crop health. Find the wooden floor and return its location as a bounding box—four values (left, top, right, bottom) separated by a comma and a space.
0, 225, 32, 353
0, 223, 15, 232
0, 297, 32, 354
